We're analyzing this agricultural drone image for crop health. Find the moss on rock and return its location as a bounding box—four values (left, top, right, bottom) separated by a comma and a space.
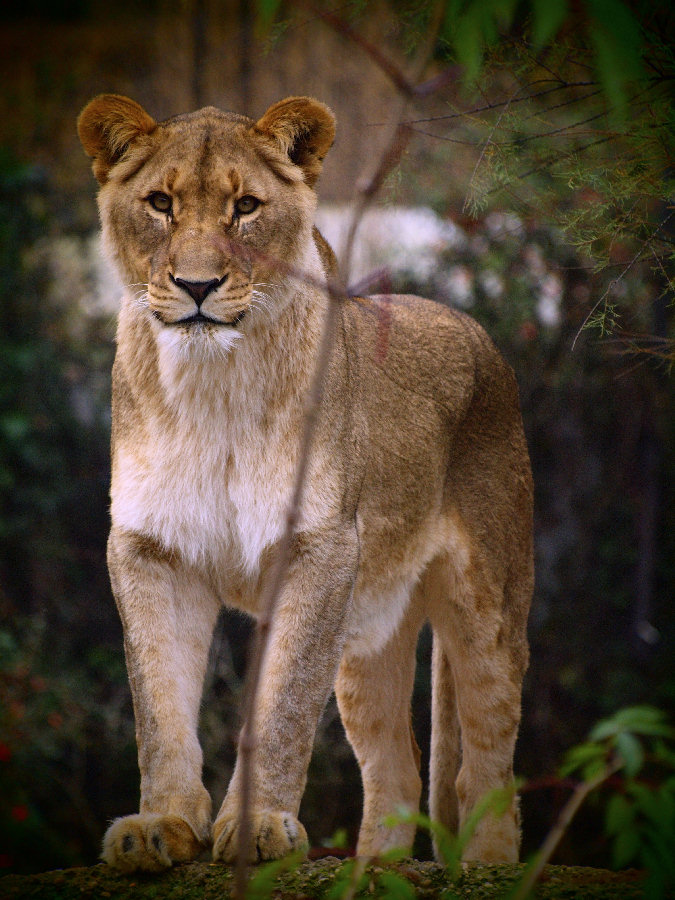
0, 859, 647, 899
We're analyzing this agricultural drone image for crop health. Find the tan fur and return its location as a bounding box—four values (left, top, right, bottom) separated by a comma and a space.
78, 94, 533, 872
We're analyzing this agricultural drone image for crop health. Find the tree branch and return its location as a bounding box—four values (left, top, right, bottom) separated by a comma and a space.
233, 7, 449, 897
512, 760, 622, 900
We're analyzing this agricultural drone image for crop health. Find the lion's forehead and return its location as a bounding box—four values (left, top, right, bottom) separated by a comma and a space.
139, 123, 273, 197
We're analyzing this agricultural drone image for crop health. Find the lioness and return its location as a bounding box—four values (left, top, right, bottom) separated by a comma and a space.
78, 93, 533, 872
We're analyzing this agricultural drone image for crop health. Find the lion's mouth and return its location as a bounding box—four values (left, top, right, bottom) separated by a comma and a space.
155, 310, 247, 328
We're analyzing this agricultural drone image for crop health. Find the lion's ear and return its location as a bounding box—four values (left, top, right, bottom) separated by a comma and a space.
77, 94, 156, 184
253, 97, 335, 187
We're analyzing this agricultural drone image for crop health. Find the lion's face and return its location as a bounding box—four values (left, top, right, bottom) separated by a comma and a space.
78, 96, 335, 348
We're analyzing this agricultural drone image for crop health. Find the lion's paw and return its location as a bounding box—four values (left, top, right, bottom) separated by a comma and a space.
102, 813, 206, 873
213, 810, 308, 863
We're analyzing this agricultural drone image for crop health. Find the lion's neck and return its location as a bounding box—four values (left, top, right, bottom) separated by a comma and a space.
118, 241, 329, 427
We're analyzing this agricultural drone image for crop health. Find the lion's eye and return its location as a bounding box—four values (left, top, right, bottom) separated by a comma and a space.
236, 195, 260, 215
148, 192, 172, 214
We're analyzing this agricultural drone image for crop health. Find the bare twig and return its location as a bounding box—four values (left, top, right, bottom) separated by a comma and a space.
512, 760, 622, 900
463, 82, 520, 212
339, 122, 414, 286
314, 7, 416, 98
234, 274, 343, 900
233, 6, 449, 896
339, 0, 446, 285
368, 81, 599, 128
572, 209, 675, 350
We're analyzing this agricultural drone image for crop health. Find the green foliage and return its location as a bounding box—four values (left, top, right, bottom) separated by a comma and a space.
326, 861, 367, 900
585, 0, 646, 119
561, 707, 675, 899
373, 870, 417, 900
324, 858, 424, 900
441, 0, 520, 83
253, 0, 283, 35
383, 788, 515, 881
386, 0, 675, 348
329, 827, 349, 849
530, 0, 568, 48
436, 0, 647, 118
246, 851, 305, 899
562, 706, 674, 779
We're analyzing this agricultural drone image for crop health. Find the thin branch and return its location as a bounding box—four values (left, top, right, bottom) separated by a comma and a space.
233, 6, 448, 897
511, 108, 609, 144
339, 122, 414, 285
366, 81, 599, 128
518, 87, 603, 123
512, 760, 622, 900
233, 273, 343, 900
487, 134, 614, 196
338, 0, 446, 284
313, 6, 416, 98
572, 209, 675, 350
464, 82, 521, 212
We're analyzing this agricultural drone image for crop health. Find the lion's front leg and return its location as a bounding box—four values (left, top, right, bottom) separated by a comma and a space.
213, 528, 358, 863
102, 529, 221, 872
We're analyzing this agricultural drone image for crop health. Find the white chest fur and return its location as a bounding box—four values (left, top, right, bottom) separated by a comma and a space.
110, 324, 338, 584
111, 419, 286, 579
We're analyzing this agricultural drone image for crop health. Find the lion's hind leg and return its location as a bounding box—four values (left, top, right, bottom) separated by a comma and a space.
335, 596, 424, 858
429, 546, 531, 864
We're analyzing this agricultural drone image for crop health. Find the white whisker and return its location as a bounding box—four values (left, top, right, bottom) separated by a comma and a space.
249, 283, 283, 324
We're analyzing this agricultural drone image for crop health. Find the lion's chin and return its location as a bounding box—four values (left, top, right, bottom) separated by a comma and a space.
155, 317, 244, 362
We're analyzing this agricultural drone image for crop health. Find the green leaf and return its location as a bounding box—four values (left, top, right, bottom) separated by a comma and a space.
612, 823, 640, 868
628, 781, 675, 828
615, 731, 645, 776
585, 0, 646, 121
326, 861, 355, 900
246, 851, 304, 900
383, 809, 459, 871
455, 785, 515, 865
254, 0, 283, 34
560, 741, 607, 777
589, 720, 620, 742
605, 793, 635, 836
589, 707, 673, 742
326, 860, 370, 900
453, 5, 486, 83
376, 871, 416, 900
492, 0, 520, 30
329, 827, 349, 849
379, 846, 410, 863
613, 707, 675, 738
531, 0, 568, 47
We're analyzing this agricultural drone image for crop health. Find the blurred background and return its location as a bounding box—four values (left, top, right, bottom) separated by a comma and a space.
1, 0, 674, 877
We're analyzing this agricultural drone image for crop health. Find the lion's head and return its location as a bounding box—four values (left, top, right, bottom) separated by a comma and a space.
78, 94, 335, 352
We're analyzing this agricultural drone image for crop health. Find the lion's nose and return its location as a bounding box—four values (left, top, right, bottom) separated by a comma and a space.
171, 275, 225, 306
